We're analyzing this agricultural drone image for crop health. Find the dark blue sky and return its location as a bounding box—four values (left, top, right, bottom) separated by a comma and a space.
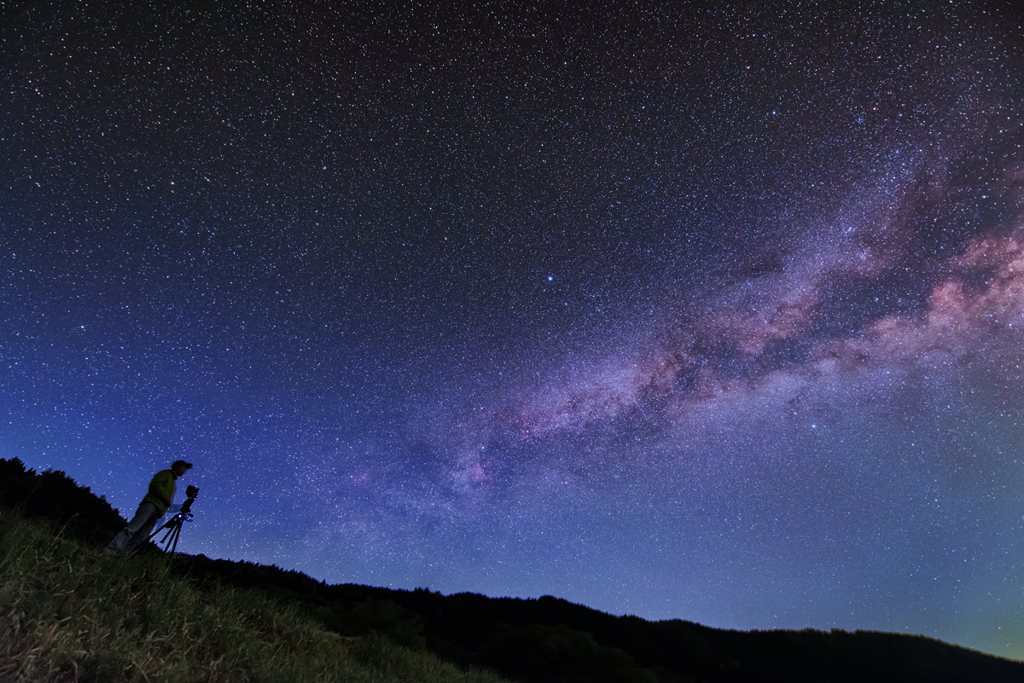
3, 0, 1024, 659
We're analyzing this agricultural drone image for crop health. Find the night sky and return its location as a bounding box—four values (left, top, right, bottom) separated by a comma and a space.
4, 0, 1024, 660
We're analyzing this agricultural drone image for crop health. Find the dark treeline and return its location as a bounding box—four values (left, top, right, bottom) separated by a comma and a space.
2, 457, 1021, 683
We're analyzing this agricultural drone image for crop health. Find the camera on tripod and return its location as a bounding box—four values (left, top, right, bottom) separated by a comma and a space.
149, 484, 200, 553
179, 485, 200, 518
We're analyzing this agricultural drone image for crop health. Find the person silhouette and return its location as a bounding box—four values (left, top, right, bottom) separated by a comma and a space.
104, 460, 192, 555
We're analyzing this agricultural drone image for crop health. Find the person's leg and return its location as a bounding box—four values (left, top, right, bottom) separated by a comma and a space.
122, 506, 163, 553
105, 503, 159, 554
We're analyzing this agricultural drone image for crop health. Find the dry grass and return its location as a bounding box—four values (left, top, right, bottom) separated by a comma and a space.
0, 510, 507, 683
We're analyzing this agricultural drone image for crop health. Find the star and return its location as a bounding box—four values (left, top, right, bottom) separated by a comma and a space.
2, 0, 1023, 661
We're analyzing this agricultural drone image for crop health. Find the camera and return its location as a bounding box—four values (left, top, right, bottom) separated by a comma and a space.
179, 485, 200, 517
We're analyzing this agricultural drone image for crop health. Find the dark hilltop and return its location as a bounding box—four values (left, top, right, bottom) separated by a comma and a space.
2, 456, 1021, 683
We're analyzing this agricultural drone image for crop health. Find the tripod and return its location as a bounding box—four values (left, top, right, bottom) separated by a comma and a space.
148, 492, 197, 553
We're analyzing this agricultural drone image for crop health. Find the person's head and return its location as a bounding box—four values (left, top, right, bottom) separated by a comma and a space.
171, 460, 193, 477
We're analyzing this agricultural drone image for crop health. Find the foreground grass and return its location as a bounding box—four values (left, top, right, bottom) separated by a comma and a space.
0, 511, 508, 683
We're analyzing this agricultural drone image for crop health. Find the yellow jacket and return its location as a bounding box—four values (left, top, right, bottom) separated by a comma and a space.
141, 469, 177, 516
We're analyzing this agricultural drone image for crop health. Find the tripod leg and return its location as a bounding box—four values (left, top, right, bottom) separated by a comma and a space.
154, 518, 180, 552
145, 512, 190, 553
149, 514, 178, 543
168, 523, 182, 554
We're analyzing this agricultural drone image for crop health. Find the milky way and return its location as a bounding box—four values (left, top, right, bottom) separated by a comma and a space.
3, 1, 1024, 659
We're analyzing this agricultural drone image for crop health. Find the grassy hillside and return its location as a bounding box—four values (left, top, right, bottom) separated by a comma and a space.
177, 556, 1024, 683
0, 510, 509, 683
3, 457, 1022, 683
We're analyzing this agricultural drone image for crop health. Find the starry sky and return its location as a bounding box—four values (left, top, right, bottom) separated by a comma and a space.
3, 0, 1024, 660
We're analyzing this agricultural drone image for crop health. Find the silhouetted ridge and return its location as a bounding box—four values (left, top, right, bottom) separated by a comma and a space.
0, 457, 124, 545
3, 457, 1021, 683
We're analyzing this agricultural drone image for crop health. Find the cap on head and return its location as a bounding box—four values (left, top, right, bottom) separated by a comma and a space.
172, 460, 193, 471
